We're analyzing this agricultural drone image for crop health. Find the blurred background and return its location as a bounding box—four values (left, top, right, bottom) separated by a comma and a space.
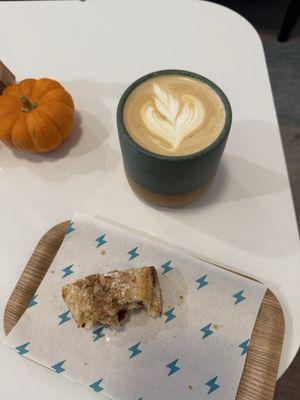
209, 1, 299, 398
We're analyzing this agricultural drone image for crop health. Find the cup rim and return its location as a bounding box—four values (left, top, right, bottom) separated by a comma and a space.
117, 69, 232, 161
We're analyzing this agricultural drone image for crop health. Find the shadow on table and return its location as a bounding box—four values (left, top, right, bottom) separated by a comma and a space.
186, 152, 286, 208
187, 119, 288, 208
146, 120, 298, 258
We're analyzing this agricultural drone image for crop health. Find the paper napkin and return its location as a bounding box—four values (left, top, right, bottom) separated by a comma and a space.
4, 212, 266, 400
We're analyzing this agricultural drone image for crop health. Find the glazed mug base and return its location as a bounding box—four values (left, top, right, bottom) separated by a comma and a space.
126, 172, 215, 207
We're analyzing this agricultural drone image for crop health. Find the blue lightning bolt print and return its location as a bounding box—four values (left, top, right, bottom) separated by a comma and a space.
129, 342, 142, 359
196, 274, 208, 289
62, 264, 74, 278
58, 310, 71, 325
206, 376, 220, 394
27, 294, 38, 308
128, 247, 139, 261
200, 323, 213, 339
89, 379, 104, 393
160, 260, 173, 275
51, 360, 66, 374
93, 325, 105, 342
65, 222, 75, 235
239, 339, 250, 355
233, 290, 246, 304
166, 358, 180, 376
164, 307, 176, 323
15, 342, 30, 355
96, 234, 106, 247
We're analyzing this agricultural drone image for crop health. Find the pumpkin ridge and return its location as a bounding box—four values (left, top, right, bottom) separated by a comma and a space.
19, 79, 37, 97
0, 110, 19, 119
24, 113, 38, 150
26, 109, 62, 152
0, 113, 20, 140
2, 93, 19, 100
11, 113, 36, 152
37, 86, 64, 100
34, 109, 64, 140
41, 100, 74, 114
38, 88, 74, 110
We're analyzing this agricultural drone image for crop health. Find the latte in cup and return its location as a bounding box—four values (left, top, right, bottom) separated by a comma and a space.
117, 70, 232, 207
123, 74, 226, 157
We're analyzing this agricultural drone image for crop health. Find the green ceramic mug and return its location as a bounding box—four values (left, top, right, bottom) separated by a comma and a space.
117, 70, 232, 207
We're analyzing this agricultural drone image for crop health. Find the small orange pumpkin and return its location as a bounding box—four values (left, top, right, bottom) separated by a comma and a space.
0, 78, 74, 153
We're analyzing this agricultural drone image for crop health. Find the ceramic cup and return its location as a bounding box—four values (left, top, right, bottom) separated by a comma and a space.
117, 70, 232, 207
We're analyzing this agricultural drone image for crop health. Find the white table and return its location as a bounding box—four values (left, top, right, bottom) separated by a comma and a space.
0, 1, 299, 398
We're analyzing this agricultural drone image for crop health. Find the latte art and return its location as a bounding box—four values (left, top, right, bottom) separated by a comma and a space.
123, 74, 226, 156
141, 84, 205, 151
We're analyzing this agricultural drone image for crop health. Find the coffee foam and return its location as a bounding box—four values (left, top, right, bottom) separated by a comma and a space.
124, 75, 226, 156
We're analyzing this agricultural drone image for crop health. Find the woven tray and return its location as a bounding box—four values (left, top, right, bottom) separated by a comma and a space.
3, 221, 284, 400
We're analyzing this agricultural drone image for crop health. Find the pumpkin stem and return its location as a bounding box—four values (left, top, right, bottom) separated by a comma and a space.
20, 96, 37, 112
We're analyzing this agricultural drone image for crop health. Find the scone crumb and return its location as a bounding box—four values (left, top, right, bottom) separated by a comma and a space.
62, 266, 162, 329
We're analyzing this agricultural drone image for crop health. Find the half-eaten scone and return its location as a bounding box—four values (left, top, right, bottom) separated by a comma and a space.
62, 266, 163, 328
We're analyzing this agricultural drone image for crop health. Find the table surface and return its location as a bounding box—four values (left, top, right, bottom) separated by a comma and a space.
0, 1, 299, 398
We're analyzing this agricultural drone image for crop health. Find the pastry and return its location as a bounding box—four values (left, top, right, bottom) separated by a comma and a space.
62, 266, 162, 328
